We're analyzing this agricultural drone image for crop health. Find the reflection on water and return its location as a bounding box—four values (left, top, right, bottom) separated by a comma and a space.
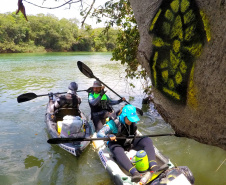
0, 52, 225, 185
24, 155, 44, 169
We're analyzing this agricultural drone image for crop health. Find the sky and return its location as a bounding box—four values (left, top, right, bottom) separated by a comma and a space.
0, 0, 107, 28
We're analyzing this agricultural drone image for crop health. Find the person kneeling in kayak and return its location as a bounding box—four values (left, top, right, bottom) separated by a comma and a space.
88, 80, 125, 132
97, 105, 159, 183
51, 82, 82, 115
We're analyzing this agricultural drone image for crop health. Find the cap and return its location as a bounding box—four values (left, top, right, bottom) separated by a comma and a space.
122, 105, 140, 122
68, 82, 78, 92
92, 81, 102, 87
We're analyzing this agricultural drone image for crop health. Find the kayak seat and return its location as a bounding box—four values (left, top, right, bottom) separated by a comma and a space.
55, 108, 81, 121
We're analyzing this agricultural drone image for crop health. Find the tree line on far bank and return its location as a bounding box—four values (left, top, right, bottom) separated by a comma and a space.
0, 13, 119, 53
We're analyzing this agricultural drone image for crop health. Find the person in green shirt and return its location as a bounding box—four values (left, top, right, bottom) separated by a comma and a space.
88, 80, 125, 131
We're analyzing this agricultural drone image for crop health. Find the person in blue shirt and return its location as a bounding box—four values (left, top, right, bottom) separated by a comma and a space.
88, 80, 125, 131
97, 105, 159, 183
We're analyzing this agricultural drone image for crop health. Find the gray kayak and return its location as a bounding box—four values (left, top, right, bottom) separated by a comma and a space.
45, 96, 92, 157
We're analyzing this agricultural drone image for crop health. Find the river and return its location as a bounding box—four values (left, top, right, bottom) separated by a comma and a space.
0, 52, 225, 185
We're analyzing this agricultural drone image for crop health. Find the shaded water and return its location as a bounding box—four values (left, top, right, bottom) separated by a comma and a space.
0, 52, 225, 185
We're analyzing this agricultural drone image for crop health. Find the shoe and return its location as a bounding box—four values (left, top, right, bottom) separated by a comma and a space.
131, 174, 142, 182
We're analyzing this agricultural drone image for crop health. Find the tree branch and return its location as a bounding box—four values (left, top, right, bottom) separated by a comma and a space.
81, 0, 95, 27
23, 0, 81, 9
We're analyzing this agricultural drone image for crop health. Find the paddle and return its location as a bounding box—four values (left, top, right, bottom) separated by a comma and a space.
47, 133, 175, 144
17, 89, 90, 103
77, 61, 144, 116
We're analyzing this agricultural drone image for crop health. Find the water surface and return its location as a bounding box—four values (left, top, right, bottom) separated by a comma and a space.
0, 52, 225, 185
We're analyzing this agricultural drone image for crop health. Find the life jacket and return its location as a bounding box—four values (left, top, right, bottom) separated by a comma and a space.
57, 94, 80, 109
110, 116, 137, 150
115, 121, 137, 137
89, 92, 112, 113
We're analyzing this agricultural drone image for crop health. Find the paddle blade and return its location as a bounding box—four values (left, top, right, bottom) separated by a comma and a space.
136, 107, 143, 116
77, 61, 95, 78
47, 137, 107, 144
17, 93, 38, 103
47, 138, 76, 144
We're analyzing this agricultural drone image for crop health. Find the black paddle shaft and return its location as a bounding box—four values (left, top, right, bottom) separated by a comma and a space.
47, 133, 175, 144
77, 61, 143, 115
77, 61, 123, 99
17, 89, 89, 103
94, 77, 144, 116
96, 77, 126, 101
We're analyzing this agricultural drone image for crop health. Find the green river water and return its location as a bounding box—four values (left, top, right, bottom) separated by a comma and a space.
0, 52, 225, 185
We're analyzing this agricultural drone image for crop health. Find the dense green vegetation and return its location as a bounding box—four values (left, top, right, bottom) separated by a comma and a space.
0, 12, 118, 53
90, 0, 151, 92
1, 0, 151, 93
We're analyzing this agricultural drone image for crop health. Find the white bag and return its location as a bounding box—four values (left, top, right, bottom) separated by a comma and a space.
60, 115, 83, 138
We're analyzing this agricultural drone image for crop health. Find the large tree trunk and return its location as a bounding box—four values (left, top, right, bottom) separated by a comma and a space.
130, 0, 226, 150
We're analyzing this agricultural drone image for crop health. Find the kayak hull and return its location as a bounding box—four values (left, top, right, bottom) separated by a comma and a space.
45, 98, 92, 156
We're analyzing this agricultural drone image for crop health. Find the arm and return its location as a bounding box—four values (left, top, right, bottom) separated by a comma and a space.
88, 93, 101, 106
97, 120, 118, 138
77, 95, 82, 105
107, 95, 124, 105
97, 125, 111, 138
54, 97, 65, 109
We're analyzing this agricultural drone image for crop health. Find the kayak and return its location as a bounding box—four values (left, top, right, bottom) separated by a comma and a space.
92, 131, 195, 185
45, 94, 92, 156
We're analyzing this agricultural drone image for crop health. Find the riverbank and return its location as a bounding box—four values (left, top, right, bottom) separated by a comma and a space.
0, 41, 46, 53
0, 13, 117, 54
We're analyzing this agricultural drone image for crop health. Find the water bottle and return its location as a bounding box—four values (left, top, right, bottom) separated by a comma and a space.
138, 171, 152, 185
133, 150, 149, 172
